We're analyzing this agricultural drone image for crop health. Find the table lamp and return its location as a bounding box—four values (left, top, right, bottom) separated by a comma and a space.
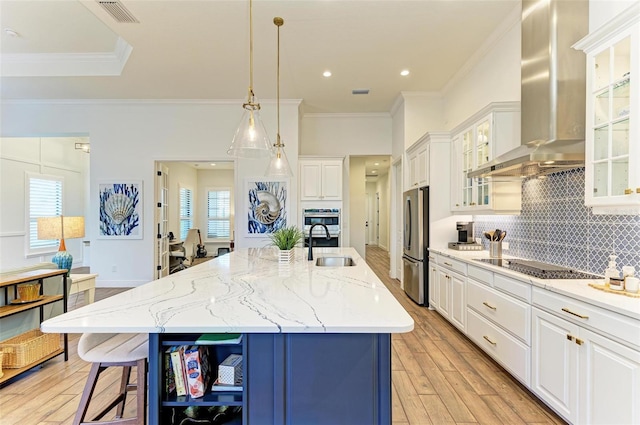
37, 216, 85, 275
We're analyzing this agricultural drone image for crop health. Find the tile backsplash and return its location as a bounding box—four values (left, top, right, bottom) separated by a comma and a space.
473, 168, 640, 275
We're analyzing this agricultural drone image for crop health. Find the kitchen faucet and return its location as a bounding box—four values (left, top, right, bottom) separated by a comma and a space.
307, 223, 331, 261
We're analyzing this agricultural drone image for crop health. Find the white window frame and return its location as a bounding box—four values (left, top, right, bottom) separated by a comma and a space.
25, 172, 64, 256
205, 187, 231, 240
179, 185, 193, 240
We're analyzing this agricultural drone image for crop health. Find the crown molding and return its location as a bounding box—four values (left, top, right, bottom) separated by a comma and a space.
1, 37, 132, 77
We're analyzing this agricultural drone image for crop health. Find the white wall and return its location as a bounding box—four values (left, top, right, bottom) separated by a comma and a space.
376, 172, 390, 251
1, 100, 300, 286
401, 93, 445, 148
300, 113, 392, 156
348, 157, 366, 258
590, 0, 637, 31
442, 11, 521, 131
0, 137, 89, 270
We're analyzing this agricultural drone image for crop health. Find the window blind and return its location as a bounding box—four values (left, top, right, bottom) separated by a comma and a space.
29, 177, 63, 249
207, 190, 230, 239
179, 187, 193, 240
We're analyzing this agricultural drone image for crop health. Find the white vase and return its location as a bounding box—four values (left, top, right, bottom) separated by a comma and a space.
278, 249, 294, 264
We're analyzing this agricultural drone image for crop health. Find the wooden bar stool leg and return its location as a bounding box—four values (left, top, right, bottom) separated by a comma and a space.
136, 359, 147, 425
115, 366, 132, 419
73, 363, 104, 425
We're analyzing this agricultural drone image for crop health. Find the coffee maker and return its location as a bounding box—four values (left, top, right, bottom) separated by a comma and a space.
448, 221, 483, 251
456, 221, 474, 244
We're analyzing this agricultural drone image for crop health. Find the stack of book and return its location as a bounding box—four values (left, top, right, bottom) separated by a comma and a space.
164, 334, 243, 398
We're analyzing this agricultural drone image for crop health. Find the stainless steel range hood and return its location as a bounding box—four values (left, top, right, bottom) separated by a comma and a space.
468, 0, 589, 179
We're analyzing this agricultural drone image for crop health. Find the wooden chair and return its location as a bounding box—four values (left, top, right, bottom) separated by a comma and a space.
74, 333, 148, 425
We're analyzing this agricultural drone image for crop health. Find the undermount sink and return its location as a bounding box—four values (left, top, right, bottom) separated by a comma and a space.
315, 256, 355, 267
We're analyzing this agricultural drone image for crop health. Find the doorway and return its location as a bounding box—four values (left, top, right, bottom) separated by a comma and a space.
153, 160, 235, 278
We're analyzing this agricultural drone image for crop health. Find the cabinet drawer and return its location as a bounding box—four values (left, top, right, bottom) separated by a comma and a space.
468, 265, 493, 286
437, 256, 467, 275
533, 288, 640, 350
494, 273, 531, 302
467, 309, 530, 386
467, 279, 530, 343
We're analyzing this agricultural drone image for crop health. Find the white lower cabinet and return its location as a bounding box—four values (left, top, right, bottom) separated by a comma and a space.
436, 268, 451, 318
467, 309, 530, 385
532, 293, 640, 424
428, 256, 438, 309
431, 252, 640, 425
532, 307, 579, 423
435, 256, 466, 332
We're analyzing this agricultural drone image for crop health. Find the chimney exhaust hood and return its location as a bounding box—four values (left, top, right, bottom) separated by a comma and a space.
468, 0, 589, 179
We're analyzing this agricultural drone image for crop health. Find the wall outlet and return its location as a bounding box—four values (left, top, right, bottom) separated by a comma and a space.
112, 265, 117, 272
502, 242, 510, 250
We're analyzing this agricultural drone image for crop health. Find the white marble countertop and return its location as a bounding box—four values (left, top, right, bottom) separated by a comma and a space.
41, 247, 414, 334
429, 247, 640, 321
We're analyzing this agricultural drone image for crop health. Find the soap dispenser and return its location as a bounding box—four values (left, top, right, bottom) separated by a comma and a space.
604, 254, 620, 286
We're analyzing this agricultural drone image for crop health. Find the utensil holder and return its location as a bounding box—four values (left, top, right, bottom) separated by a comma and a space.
489, 242, 502, 258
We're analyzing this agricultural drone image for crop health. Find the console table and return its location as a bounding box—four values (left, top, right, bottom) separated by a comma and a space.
0, 269, 68, 385
69, 273, 97, 305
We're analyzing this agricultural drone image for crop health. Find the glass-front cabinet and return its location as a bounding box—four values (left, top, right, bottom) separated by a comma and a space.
450, 102, 521, 214
575, 4, 639, 214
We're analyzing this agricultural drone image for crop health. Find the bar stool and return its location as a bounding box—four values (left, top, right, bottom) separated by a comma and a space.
74, 333, 148, 425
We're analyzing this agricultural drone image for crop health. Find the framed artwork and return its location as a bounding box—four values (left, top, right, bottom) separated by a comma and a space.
245, 178, 288, 236
98, 181, 143, 239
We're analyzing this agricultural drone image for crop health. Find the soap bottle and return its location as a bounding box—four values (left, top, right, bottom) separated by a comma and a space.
604, 254, 620, 286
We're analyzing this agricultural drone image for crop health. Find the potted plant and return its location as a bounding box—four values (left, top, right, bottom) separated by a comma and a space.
268, 226, 304, 263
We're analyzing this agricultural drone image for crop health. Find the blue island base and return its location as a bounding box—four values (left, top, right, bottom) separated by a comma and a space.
149, 333, 392, 425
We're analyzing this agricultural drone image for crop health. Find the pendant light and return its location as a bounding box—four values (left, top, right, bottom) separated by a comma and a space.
227, 0, 272, 158
265, 16, 293, 177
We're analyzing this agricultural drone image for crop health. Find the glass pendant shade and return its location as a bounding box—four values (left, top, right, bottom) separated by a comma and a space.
227, 106, 272, 158
265, 138, 293, 177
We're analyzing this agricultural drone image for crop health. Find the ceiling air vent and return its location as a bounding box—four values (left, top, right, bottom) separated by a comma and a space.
97, 1, 140, 23
352, 89, 370, 95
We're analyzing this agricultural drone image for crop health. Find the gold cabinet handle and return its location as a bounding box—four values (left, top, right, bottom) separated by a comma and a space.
566, 334, 575, 341
482, 301, 497, 310
624, 188, 633, 195
483, 335, 497, 346
636, 188, 640, 194
470, 202, 477, 206
562, 307, 589, 319
444, 262, 453, 267
576, 338, 584, 346
455, 203, 460, 207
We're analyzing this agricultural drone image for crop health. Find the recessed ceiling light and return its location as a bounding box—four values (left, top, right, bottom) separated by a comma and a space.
400, 69, 410, 76
372, 170, 377, 174
4, 28, 19, 37
323, 71, 332, 77
374, 162, 379, 166
210, 163, 216, 166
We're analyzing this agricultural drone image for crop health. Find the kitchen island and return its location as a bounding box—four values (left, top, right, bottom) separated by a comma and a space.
41, 247, 414, 424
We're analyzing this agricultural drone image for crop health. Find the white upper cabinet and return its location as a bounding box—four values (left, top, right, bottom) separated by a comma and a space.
450, 102, 522, 214
405, 138, 429, 189
575, 4, 640, 214
299, 158, 343, 201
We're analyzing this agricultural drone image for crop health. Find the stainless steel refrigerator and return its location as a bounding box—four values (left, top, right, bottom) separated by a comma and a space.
402, 187, 429, 305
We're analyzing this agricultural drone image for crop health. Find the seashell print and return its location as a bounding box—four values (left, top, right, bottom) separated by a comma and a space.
104, 193, 135, 225
253, 191, 281, 224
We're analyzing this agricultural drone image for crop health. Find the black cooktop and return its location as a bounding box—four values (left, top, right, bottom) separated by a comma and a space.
475, 258, 602, 280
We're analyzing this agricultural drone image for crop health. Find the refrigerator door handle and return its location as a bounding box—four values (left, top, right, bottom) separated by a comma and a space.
405, 197, 412, 251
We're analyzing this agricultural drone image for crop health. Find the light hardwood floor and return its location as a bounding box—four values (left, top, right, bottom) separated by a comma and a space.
0, 251, 566, 424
